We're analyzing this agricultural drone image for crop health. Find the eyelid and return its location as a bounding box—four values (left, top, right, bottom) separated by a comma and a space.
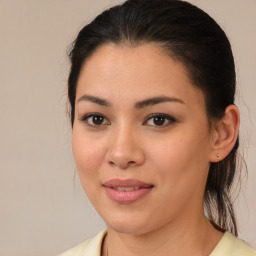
78, 112, 177, 128
143, 113, 177, 127
79, 112, 110, 128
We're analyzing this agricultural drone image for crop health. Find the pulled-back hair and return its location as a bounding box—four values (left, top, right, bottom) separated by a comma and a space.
68, 0, 239, 235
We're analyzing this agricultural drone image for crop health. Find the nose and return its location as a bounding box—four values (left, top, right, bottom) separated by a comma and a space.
105, 126, 145, 169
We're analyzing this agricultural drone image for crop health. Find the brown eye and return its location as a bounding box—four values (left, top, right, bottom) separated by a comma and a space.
81, 113, 110, 127
152, 116, 166, 126
91, 115, 104, 125
144, 114, 177, 127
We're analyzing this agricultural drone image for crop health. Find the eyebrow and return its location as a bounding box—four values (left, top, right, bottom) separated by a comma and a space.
134, 96, 184, 109
77, 94, 184, 108
77, 94, 111, 107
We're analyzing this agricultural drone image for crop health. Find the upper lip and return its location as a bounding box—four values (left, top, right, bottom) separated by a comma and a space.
103, 179, 153, 188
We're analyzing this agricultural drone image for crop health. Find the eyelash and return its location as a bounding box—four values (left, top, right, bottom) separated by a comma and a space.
79, 113, 177, 128
79, 113, 110, 128
143, 113, 177, 127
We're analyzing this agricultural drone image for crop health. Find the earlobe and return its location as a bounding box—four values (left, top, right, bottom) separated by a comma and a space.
209, 105, 240, 163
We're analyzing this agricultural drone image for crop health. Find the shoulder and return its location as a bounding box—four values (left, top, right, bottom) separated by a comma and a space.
210, 232, 256, 256
58, 230, 107, 256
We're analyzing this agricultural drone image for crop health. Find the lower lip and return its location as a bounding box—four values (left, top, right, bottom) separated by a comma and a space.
104, 187, 153, 204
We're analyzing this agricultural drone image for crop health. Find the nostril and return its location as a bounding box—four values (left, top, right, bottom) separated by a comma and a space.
128, 161, 136, 165
109, 161, 116, 166
108, 160, 137, 169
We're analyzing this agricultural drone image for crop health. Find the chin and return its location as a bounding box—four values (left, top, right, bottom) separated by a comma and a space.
109, 223, 149, 235
102, 212, 157, 236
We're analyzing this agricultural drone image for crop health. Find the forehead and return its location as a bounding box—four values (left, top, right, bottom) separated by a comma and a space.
76, 43, 205, 108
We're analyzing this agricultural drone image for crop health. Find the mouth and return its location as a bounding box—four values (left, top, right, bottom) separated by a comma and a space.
103, 179, 154, 204
113, 186, 141, 191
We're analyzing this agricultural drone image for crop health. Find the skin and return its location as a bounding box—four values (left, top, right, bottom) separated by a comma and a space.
72, 43, 239, 256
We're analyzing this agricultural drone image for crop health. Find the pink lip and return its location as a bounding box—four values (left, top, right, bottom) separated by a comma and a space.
103, 179, 153, 204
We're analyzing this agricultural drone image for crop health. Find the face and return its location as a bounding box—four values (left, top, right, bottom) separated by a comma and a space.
72, 43, 214, 235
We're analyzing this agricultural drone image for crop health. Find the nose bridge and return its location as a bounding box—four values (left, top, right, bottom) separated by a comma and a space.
105, 121, 144, 169
114, 121, 134, 148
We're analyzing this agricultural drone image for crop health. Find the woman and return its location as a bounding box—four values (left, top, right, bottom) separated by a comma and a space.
60, 0, 255, 255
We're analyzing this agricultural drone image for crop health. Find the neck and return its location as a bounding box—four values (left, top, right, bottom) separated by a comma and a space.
103, 214, 223, 256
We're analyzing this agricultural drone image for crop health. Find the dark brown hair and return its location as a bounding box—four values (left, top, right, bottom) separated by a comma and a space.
68, 0, 239, 235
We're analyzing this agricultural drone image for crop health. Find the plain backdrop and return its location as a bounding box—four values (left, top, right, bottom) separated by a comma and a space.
0, 0, 255, 255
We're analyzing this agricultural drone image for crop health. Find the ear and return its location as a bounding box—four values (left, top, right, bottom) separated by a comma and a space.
209, 105, 240, 163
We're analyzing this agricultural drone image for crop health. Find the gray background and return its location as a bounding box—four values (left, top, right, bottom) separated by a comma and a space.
1, 0, 255, 255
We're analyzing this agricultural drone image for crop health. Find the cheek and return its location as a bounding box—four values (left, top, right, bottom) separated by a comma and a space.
148, 127, 210, 189
150, 131, 208, 164
72, 130, 105, 181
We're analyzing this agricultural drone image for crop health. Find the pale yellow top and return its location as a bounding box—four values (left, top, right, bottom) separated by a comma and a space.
59, 230, 256, 256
